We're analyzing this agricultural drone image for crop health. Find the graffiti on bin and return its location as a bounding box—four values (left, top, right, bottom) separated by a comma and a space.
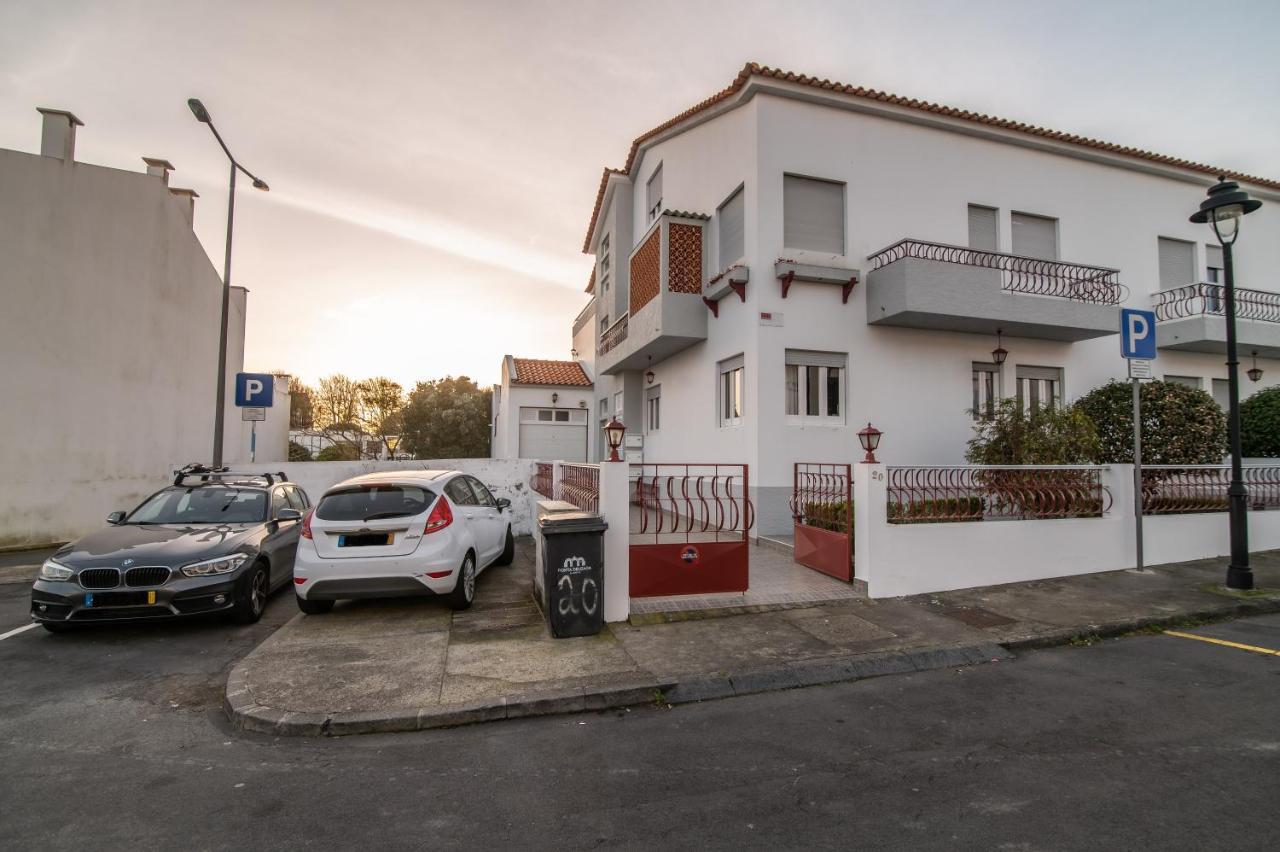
557, 556, 599, 616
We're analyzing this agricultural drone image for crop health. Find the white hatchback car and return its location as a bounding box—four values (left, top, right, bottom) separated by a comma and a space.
293, 470, 514, 613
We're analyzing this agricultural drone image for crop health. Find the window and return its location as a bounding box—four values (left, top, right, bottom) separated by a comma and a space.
315, 485, 432, 521
718, 186, 745, 269
522, 408, 586, 424
967, 205, 998, 252
783, 174, 845, 255
284, 485, 308, 511
784, 350, 845, 420
537, 409, 553, 422
647, 164, 663, 223
1015, 365, 1063, 412
270, 489, 290, 518
646, 385, 661, 432
1011, 212, 1058, 260
719, 355, 744, 426
1206, 244, 1224, 284
129, 487, 267, 524
972, 362, 1001, 420
445, 478, 477, 506
466, 477, 496, 508
599, 313, 609, 335
1164, 375, 1202, 390
614, 391, 623, 416
599, 398, 609, 418
554, 410, 570, 422
1157, 237, 1195, 290
600, 233, 611, 295
1212, 378, 1229, 410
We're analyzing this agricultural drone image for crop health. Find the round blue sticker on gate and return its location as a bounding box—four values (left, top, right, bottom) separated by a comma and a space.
681, 546, 700, 565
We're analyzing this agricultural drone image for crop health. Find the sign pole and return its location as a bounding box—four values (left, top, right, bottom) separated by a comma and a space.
251, 420, 257, 464
1132, 376, 1144, 572
1120, 308, 1156, 574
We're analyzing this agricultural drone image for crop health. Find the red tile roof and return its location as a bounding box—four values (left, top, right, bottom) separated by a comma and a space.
582, 61, 1279, 253
511, 358, 591, 387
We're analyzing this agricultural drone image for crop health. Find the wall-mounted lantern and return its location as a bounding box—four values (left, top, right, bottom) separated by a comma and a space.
551, 392, 559, 406
1248, 351, 1263, 383
604, 418, 626, 462
857, 422, 882, 464
992, 328, 1008, 366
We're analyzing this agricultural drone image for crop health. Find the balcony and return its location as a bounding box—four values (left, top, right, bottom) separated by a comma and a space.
865, 239, 1123, 342
597, 212, 708, 375
572, 297, 596, 338
1153, 283, 1280, 358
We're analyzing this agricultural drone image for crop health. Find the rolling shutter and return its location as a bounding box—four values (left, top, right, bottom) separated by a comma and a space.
718, 187, 745, 269
967, 205, 998, 252
1011, 212, 1057, 260
784, 175, 845, 254
1157, 237, 1195, 290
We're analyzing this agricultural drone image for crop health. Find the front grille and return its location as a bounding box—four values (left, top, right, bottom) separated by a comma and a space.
124, 566, 171, 587
78, 568, 120, 589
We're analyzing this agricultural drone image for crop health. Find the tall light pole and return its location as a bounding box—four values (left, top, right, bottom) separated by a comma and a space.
187, 98, 270, 467
1190, 177, 1262, 590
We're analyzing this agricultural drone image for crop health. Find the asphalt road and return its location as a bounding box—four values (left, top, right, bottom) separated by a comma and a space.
1, 564, 1278, 850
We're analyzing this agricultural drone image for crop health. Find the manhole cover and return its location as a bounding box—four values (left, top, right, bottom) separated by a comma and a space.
938, 606, 1016, 628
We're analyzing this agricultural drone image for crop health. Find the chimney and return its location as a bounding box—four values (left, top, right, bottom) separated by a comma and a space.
36, 107, 83, 161
142, 157, 175, 185
168, 187, 199, 225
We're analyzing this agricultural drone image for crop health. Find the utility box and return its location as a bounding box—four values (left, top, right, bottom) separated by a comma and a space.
537, 510, 608, 638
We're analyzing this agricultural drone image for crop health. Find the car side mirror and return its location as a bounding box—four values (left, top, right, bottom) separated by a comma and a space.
276, 508, 303, 522
496, 498, 511, 510
106, 511, 126, 525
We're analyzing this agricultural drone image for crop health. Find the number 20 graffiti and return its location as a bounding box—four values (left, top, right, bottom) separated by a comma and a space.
557, 556, 599, 617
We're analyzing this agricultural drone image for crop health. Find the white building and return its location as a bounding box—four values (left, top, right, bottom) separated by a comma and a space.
491, 357, 595, 462
0, 107, 284, 549
566, 62, 1280, 536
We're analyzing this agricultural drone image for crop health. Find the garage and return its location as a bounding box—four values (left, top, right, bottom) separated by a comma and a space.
518, 407, 588, 462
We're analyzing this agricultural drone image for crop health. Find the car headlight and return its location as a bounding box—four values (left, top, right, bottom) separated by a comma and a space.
181, 553, 250, 578
38, 559, 74, 581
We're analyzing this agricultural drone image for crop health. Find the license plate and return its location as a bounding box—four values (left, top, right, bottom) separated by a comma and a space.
84, 590, 155, 607
338, 533, 391, 547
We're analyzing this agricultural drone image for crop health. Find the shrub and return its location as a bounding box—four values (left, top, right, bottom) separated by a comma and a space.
316, 442, 361, 461
888, 497, 984, 524
287, 441, 313, 462
1075, 380, 1226, 464
1241, 385, 1280, 458
965, 398, 1100, 465
800, 501, 851, 533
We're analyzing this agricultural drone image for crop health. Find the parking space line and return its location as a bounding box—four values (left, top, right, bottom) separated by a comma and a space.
1164, 630, 1280, 657
0, 623, 38, 641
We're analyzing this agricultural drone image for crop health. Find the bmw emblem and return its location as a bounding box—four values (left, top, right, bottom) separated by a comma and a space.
121, 558, 135, 567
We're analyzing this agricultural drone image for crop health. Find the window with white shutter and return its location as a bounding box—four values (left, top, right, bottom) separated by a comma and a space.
646, 164, 663, 223
967, 205, 998, 252
1205, 244, 1224, 284
784, 350, 846, 421
1015, 365, 1063, 413
1011, 212, 1058, 260
783, 175, 845, 255
718, 186, 745, 269
1157, 237, 1195, 290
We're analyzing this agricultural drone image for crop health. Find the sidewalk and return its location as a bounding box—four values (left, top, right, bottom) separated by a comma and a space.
226, 541, 1280, 736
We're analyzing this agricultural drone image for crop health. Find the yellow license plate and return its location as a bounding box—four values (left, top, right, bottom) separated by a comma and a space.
147, 590, 156, 605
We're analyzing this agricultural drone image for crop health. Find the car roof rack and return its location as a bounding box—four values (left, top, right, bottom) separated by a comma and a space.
172, 463, 290, 487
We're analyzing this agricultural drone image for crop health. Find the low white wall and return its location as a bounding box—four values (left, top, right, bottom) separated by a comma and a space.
854, 464, 1280, 598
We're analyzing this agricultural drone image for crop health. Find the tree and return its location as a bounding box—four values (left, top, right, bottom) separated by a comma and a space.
289, 382, 315, 430
966, 398, 1100, 465
400, 376, 492, 459
288, 440, 313, 462
1075, 380, 1227, 464
312, 374, 367, 454
1241, 385, 1280, 458
317, 442, 361, 461
358, 377, 406, 457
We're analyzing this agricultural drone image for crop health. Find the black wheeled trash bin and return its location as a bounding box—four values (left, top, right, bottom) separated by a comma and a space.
537, 511, 608, 638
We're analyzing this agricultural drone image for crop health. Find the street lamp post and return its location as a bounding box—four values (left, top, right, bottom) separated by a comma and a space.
187, 98, 270, 467
1190, 177, 1262, 590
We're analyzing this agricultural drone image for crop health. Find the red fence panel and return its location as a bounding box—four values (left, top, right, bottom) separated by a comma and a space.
531, 462, 553, 498
790, 463, 853, 581
886, 465, 1111, 523
560, 463, 600, 514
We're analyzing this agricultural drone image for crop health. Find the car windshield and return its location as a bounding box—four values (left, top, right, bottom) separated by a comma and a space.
127, 486, 269, 525
315, 485, 434, 522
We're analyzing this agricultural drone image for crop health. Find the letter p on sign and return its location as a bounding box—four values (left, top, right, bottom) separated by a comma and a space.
1120, 308, 1157, 360
235, 372, 275, 408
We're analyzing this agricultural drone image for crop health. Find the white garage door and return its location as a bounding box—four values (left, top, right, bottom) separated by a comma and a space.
519, 407, 587, 462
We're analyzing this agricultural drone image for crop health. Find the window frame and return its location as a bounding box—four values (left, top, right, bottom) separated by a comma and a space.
782, 173, 846, 256
972, 362, 1001, 421
1015, 364, 1064, 413
646, 164, 663, 224
717, 184, 746, 270
1010, 211, 1059, 261
718, 355, 745, 428
784, 351, 846, 423
645, 385, 661, 433
967, 203, 999, 253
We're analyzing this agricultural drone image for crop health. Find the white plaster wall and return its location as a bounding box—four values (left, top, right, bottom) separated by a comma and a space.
491, 382, 593, 460
0, 147, 242, 548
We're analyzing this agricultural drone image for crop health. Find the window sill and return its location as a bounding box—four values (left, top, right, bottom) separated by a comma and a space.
785, 418, 846, 428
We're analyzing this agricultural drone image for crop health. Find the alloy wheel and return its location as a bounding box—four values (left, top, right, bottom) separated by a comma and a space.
463, 558, 475, 602
251, 569, 267, 615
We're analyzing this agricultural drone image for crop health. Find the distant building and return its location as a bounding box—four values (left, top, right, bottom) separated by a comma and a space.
491, 357, 594, 461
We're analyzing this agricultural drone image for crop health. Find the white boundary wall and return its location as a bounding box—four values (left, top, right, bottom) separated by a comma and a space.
854, 463, 1280, 598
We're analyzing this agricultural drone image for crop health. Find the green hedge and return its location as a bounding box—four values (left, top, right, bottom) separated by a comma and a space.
1075, 380, 1226, 464
799, 501, 851, 533
888, 497, 984, 524
1242, 385, 1280, 458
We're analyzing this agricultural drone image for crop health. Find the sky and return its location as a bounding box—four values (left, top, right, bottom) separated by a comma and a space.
2, 0, 1278, 391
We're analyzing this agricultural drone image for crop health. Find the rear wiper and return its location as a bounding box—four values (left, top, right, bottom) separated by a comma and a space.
361, 512, 407, 521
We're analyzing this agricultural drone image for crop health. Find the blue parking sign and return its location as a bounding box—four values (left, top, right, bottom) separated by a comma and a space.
1120, 308, 1157, 360
235, 373, 274, 407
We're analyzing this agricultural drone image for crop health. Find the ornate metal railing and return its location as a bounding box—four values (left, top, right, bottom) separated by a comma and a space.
572, 298, 596, 337
1141, 465, 1280, 514
867, 239, 1124, 305
790, 463, 853, 535
599, 313, 629, 355
887, 465, 1111, 523
1151, 282, 1280, 323
559, 463, 600, 514
531, 462, 553, 497
629, 463, 754, 543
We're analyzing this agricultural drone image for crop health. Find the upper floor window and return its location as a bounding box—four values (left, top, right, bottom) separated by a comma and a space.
599, 233, 612, 296
1011, 212, 1058, 261
718, 185, 745, 270
784, 350, 845, 421
645, 385, 661, 433
1016, 365, 1062, 413
599, 313, 610, 335
647, 165, 663, 223
783, 174, 844, 255
1164, 375, 1202, 390
719, 355, 744, 427
1157, 237, 1195, 290
1206, 244, 1224, 284
967, 204, 998, 253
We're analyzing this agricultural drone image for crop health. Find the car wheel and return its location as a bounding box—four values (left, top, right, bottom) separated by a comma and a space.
494, 527, 515, 566
447, 553, 476, 611
231, 561, 269, 624
296, 595, 334, 615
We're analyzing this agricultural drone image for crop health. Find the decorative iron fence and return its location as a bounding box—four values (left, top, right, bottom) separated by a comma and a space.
1151, 282, 1280, 323
887, 465, 1111, 523
599, 314, 629, 355
531, 462, 553, 497
1141, 465, 1280, 514
790, 463, 853, 535
867, 239, 1124, 305
630, 463, 753, 543
559, 463, 600, 514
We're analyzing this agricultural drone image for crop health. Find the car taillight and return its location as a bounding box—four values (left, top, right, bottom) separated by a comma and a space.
424, 498, 453, 534
301, 509, 314, 540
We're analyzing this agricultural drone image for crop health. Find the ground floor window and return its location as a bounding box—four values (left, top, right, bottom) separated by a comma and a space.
1015, 365, 1062, 413
645, 385, 661, 432
719, 355, 744, 426
521, 407, 586, 424
1164, 375, 1202, 390
972, 362, 1000, 419
785, 350, 845, 421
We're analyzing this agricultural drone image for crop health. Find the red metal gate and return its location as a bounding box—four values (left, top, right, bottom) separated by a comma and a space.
629, 463, 753, 597
790, 463, 853, 581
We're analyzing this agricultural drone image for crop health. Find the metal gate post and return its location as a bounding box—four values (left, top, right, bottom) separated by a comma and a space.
597, 460, 630, 622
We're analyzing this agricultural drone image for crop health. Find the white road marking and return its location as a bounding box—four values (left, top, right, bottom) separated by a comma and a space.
0, 623, 38, 641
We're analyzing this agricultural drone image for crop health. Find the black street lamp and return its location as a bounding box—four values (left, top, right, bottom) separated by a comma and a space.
1190, 176, 1262, 590
188, 98, 270, 467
